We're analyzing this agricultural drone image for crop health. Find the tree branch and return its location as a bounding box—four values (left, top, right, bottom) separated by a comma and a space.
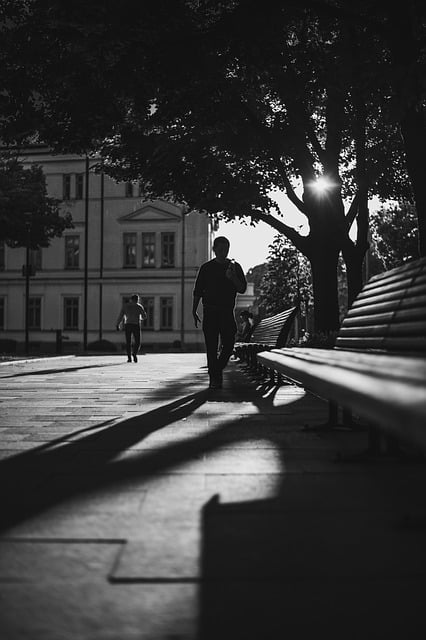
305, 119, 326, 164
345, 193, 359, 231
279, 171, 308, 215
250, 209, 309, 254
239, 99, 308, 215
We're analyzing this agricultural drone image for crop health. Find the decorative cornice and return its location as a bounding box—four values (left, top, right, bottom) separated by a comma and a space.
118, 203, 181, 223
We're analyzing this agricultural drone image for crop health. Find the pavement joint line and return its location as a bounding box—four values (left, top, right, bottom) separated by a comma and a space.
0, 537, 128, 543
0, 355, 76, 367
108, 576, 201, 584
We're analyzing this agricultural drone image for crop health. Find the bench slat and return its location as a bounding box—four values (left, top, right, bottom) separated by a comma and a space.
335, 336, 426, 352
339, 320, 426, 338
351, 283, 426, 310
263, 347, 426, 382
344, 307, 426, 326
347, 296, 426, 318
367, 259, 426, 285
359, 271, 426, 296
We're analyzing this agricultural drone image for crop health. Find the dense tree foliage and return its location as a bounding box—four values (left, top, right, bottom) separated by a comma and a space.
257, 236, 313, 317
0, 156, 72, 248
1, 1, 424, 329
246, 263, 268, 298
370, 203, 420, 272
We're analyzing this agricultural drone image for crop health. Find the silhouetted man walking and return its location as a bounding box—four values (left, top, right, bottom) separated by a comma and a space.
193, 236, 247, 388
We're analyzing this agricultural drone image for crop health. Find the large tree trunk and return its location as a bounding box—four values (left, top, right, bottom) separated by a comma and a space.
343, 244, 365, 307
400, 110, 426, 256
309, 248, 340, 333
387, 5, 426, 256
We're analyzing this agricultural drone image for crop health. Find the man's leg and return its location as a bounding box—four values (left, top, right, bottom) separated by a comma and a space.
131, 325, 141, 361
217, 312, 237, 376
124, 325, 132, 361
202, 311, 221, 385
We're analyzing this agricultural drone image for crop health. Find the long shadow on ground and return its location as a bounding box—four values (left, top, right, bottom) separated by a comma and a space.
2, 360, 426, 639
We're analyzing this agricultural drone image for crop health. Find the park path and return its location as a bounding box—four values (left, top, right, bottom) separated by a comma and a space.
0, 353, 426, 639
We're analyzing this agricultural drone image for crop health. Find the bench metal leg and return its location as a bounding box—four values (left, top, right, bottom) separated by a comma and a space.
337, 425, 424, 463
303, 401, 358, 432
342, 408, 353, 428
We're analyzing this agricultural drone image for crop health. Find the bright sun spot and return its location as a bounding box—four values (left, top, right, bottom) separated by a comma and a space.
310, 176, 334, 193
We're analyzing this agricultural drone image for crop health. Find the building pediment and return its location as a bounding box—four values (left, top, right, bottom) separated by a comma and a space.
118, 203, 181, 223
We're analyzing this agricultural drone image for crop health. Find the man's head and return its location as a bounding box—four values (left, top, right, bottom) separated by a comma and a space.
213, 236, 230, 262
131, 294, 139, 302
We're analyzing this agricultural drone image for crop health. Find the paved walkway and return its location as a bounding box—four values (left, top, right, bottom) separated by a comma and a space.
0, 353, 426, 639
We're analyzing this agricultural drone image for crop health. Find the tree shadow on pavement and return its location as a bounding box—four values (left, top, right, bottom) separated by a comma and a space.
0, 361, 310, 537
2, 359, 422, 638
0, 371, 312, 533
197, 374, 426, 640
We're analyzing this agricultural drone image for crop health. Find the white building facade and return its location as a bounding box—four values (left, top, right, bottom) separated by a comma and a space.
0, 147, 216, 353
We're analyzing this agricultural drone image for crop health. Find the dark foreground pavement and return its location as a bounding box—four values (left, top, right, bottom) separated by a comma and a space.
0, 353, 426, 639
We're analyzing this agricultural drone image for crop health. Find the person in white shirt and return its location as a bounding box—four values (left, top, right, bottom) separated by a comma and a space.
116, 294, 147, 363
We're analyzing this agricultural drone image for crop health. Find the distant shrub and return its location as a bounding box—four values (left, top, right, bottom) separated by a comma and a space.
87, 339, 117, 352
296, 331, 337, 349
0, 339, 17, 353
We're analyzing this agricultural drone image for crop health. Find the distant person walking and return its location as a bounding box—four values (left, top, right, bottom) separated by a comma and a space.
193, 236, 247, 388
116, 294, 147, 363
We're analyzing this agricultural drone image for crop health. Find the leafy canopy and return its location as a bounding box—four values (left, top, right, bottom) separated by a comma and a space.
0, 0, 414, 225
0, 156, 72, 248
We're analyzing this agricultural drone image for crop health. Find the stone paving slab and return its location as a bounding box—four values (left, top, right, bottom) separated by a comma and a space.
0, 541, 122, 580
0, 582, 198, 640
1, 353, 426, 639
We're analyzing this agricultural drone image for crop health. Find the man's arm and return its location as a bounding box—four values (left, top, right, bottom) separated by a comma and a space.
116, 307, 125, 330
138, 303, 148, 321
192, 265, 204, 328
192, 295, 201, 328
226, 261, 247, 294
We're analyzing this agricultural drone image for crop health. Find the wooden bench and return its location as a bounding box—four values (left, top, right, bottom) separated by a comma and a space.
257, 257, 426, 453
234, 306, 298, 369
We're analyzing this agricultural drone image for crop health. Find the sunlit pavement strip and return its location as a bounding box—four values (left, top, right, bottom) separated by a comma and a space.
1, 353, 426, 639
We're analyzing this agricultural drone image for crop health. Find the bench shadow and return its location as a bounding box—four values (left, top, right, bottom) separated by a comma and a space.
3, 358, 423, 637
197, 369, 426, 639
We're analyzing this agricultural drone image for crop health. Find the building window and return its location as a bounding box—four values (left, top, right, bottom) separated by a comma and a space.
160, 297, 173, 330
65, 235, 80, 269
76, 174, 84, 200
0, 297, 4, 330
138, 182, 144, 197
161, 232, 175, 267
63, 174, 71, 200
141, 297, 155, 330
123, 233, 137, 268
29, 247, 42, 271
125, 182, 133, 197
64, 297, 79, 330
0, 241, 4, 271
142, 232, 155, 267
28, 297, 41, 330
